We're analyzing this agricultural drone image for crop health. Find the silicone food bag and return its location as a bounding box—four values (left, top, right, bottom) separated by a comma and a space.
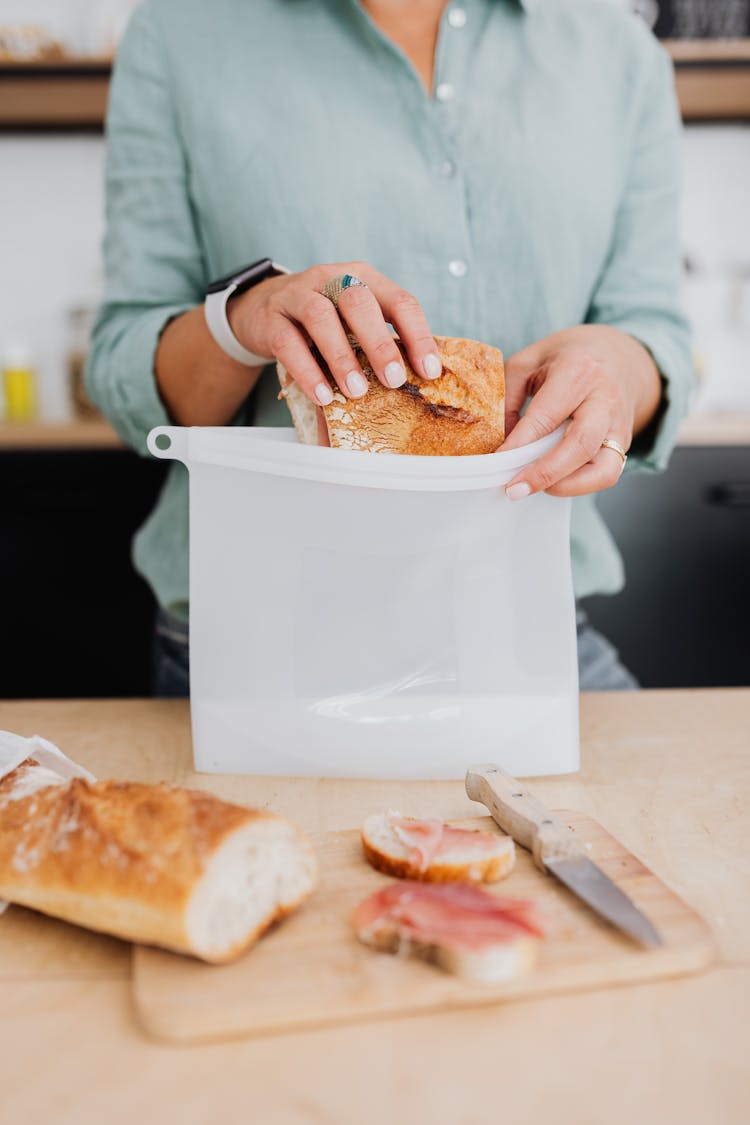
148, 426, 579, 778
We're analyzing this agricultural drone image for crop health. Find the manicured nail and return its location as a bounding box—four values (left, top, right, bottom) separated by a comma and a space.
384, 361, 407, 388
315, 383, 334, 406
422, 353, 442, 380
506, 482, 532, 501
346, 370, 369, 398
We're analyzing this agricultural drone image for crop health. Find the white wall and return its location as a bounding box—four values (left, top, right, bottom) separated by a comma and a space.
681, 127, 750, 411
0, 137, 105, 417
0, 0, 138, 56
0, 0, 136, 416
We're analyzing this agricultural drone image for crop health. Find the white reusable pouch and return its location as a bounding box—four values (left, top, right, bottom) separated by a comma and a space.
148, 426, 579, 779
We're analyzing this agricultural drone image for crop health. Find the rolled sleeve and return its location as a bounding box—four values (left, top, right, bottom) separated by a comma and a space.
85, 0, 205, 456
586, 36, 694, 474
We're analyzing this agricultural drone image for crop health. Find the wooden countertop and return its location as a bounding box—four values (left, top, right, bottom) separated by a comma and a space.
0, 690, 748, 1124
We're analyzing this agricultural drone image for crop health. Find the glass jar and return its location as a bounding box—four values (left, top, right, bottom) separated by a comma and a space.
67, 305, 99, 419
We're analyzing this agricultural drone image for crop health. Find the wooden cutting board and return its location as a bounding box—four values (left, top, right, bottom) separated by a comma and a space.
132, 812, 716, 1044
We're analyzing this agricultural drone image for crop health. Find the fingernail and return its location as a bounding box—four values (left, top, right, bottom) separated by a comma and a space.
506, 482, 532, 501
315, 383, 334, 406
384, 361, 407, 388
422, 353, 442, 380
346, 370, 369, 398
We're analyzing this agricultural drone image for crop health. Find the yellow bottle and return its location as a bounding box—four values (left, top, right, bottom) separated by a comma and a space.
2, 344, 37, 422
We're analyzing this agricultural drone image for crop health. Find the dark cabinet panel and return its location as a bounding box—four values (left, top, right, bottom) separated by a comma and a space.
583, 446, 750, 688
1, 449, 168, 698
2, 444, 748, 698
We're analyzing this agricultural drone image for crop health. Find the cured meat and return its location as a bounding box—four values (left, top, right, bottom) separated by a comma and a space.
361, 811, 515, 884
387, 812, 444, 871
352, 882, 543, 982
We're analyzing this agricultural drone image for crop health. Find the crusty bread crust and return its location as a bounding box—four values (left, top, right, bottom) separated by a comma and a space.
361, 812, 516, 885
279, 335, 505, 455
0, 762, 317, 962
361, 836, 515, 884
358, 921, 538, 983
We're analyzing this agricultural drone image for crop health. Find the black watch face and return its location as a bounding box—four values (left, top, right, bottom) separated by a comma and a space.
205, 258, 275, 295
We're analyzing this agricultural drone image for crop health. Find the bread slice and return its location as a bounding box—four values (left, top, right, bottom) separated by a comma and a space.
278, 335, 505, 455
352, 882, 542, 984
361, 811, 515, 884
360, 919, 539, 984
0, 760, 317, 963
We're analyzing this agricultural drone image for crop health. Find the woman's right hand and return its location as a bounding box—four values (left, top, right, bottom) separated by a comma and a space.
227, 261, 442, 406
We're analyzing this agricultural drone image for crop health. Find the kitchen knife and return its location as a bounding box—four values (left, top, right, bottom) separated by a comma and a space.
465, 763, 663, 949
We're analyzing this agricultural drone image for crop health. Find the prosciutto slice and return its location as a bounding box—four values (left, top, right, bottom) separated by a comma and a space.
385, 812, 506, 874
352, 882, 544, 955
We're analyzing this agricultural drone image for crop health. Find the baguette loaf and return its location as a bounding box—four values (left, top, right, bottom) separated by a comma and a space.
279, 336, 505, 455
0, 760, 317, 962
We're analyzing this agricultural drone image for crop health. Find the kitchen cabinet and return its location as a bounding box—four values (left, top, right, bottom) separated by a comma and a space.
0, 442, 167, 698
583, 443, 750, 688
2, 418, 747, 697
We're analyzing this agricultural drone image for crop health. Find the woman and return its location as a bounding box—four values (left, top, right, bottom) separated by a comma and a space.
86, 0, 692, 696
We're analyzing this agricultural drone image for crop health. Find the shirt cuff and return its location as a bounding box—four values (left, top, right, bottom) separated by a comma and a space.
89, 304, 193, 456
616, 320, 695, 475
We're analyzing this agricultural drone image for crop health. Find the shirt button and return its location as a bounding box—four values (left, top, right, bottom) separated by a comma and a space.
448, 7, 467, 29
435, 82, 455, 103
448, 259, 468, 279
440, 159, 456, 178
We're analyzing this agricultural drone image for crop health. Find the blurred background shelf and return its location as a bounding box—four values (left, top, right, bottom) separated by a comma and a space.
0, 57, 111, 130
2, 411, 748, 452
1, 42, 750, 129
0, 418, 123, 449
666, 39, 750, 121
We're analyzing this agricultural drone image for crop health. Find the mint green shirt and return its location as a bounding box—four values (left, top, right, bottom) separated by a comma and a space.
86, 0, 692, 620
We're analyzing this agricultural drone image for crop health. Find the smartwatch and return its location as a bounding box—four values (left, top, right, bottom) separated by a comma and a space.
204, 258, 291, 366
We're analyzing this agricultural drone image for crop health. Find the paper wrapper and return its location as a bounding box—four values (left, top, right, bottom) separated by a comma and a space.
0, 729, 96, 914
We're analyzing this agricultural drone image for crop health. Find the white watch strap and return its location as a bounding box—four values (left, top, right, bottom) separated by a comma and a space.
204, 262, 290, 366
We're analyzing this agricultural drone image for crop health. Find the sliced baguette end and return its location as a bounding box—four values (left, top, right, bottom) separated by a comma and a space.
186, 818, 318, 963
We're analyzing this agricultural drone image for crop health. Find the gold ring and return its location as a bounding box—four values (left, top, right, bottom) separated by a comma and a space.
601, 438, 628, 466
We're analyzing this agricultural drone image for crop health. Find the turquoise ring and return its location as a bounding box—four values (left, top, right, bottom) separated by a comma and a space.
321, 274, 368, 308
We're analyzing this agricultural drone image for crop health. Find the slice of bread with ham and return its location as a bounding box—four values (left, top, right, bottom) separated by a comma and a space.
352, 882, 543, 983
278, 336, 505, 455
361, 811, 515, 884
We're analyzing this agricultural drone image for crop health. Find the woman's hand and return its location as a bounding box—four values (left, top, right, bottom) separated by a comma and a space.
501, 325, 663, 499
228, 261, 442, 406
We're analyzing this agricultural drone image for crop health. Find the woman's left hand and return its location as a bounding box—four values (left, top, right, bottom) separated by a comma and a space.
501, 325, 663, 500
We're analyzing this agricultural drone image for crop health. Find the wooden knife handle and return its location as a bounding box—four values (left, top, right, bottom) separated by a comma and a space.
465, 763, 586, 871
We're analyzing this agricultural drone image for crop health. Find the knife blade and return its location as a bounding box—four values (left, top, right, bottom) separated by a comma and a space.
465, 763, 663, 949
